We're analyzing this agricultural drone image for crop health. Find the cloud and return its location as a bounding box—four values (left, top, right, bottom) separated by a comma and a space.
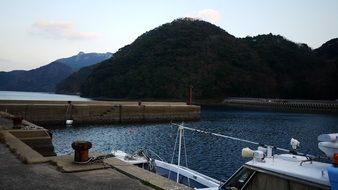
30, 20, 98, 40
32, 20, 73, 30
187, 9, 221, 23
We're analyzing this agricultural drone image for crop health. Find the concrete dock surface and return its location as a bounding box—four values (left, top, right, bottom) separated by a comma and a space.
0, 143, 153, 190
0, 113, 152, 189
0, 111, 192, 190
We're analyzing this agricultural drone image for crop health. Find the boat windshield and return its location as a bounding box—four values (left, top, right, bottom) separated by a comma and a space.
220, 166, 255, 190
220, 166, 329, 190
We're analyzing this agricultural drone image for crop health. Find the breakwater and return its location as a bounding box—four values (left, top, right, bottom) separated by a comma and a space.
0, 100, 200, 125
223, 98, 338, 113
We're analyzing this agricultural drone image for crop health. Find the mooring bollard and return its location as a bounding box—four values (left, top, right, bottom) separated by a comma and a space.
71, 141, 92, 162
12, 116, 23, 129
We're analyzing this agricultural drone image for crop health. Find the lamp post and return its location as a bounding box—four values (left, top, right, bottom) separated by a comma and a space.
188, 85, 193, 105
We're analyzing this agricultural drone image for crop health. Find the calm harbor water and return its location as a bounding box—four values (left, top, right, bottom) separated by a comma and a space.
49, 106, 338, 181
1, 91, 337, 180
0, 91, 90, 101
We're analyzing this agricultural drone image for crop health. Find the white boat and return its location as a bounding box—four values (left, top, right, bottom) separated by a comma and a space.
112, 149, 220, 189
112, 124, 338, 190
111, 124, 221, 189
179, 126, 338, 190
111, 150, 148, 165
220, 153, 333, 190
154, 159, 221, 189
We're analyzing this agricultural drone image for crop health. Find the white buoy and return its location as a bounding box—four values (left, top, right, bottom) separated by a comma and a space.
66, 120, 73, 125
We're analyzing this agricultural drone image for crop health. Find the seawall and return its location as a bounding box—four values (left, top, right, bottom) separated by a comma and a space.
223, 98, 338, 113
0, 100, 200, 125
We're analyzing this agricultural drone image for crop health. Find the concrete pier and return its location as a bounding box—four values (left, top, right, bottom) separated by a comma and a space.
223, 98, 338, 113
0, 100, 200, 125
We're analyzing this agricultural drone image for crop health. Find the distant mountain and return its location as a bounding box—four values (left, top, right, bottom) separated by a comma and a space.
0, 62, 73, 92
56, 18, 337, 100
0, 52, 112, 92
56, 52, 112, 71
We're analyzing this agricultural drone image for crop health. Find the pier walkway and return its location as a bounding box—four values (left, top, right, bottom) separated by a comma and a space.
0, 143, 153, 190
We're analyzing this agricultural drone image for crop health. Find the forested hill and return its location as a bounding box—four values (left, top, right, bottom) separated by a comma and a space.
56, 18, 338, 100
314, 38, 338, 98
240, 35, 336, 99
315, 38, 338, 61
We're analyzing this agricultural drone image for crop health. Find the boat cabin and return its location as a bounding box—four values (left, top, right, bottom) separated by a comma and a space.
220, 154, 331, 190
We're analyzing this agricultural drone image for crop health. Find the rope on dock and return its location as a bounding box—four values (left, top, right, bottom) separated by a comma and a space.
73, 154, 115, 165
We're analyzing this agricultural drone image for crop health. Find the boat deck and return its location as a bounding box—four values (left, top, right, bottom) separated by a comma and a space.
245, 154, 331, 187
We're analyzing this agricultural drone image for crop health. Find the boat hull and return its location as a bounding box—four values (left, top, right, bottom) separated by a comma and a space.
154, 160, 220, 189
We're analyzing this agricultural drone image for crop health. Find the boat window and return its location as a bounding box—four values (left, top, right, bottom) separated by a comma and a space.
220, 166, 255, 190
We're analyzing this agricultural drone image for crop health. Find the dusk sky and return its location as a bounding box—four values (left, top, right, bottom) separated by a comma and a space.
1, 0, 338, 71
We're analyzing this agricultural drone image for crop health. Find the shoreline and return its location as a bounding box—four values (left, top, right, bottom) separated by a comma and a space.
220, 97, 338, 114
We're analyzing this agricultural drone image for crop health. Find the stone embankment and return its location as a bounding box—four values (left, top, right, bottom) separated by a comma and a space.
0, 111, 56, 158
223, 98, 338, 113
0, 100, 200, 125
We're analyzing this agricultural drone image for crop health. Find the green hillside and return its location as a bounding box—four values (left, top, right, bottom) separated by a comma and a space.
315, 38, 338, 98
56, 18, 337, 100
241, 34, 336, 99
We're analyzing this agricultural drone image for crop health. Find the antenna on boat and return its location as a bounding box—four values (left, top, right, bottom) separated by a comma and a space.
176, 122, 184, 183
170, 122, 189, 184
